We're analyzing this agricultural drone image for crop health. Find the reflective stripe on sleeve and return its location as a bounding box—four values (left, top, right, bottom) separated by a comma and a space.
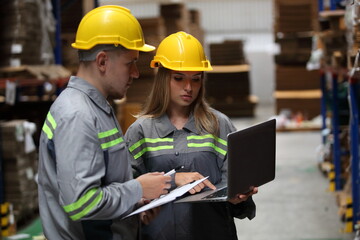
42, 112, 57, 140
63, 188, 103, 221
98, 128, 123, 150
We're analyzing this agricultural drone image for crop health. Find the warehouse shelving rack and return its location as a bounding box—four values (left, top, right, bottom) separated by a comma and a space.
0, 124, 3, 205
320, 65, 348, 191
53, 0, 62, 64
51, 0, 99, 64
318, 0, 344, 11
348, 51, 360, 230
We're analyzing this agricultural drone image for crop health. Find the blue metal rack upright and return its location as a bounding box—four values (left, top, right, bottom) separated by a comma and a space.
320, 71, 328, 145
0, 126, 4, 204
331, 70, 343, 191
322, 68, 343, 191
52, 0, 62, 65
348, 52, 360, 229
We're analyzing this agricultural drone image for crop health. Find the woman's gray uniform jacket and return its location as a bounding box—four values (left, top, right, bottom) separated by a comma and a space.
38, 76, 142, 239
125, 110, 256, 240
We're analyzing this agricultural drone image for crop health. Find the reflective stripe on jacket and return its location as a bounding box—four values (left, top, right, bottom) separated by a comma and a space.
125, 110, 256, 240
38, 76, 142, 240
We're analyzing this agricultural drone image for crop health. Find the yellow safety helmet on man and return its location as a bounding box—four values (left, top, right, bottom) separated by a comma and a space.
72, 5, 154, 52
150, 31, 212, 71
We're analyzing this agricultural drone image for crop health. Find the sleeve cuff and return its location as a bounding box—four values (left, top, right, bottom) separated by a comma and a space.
170, 173, 177, 190
130, 179, 143, 202
229, 196, 256, 220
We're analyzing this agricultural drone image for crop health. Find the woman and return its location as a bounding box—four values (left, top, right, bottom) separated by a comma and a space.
125, 31, 257, 240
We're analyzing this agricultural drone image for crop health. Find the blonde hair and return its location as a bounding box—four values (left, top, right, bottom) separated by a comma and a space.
139, 67, 219, 136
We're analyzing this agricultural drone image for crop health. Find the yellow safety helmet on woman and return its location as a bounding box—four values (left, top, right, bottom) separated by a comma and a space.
71, 5, 154, 52
150, 31, 212, 71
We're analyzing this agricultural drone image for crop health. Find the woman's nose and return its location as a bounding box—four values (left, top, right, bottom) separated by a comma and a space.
184, 79, 192, 91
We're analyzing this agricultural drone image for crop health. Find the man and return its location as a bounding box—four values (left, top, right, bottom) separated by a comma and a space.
37, 5, 170, 239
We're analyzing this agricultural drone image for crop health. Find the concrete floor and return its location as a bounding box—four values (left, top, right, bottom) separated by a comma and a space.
230, 104, 356, 240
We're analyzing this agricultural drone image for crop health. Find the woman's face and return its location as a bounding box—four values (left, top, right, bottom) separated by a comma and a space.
169, 71, 202, 109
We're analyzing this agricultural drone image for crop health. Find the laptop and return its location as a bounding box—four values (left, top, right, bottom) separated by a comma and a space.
175, 118, 276, 203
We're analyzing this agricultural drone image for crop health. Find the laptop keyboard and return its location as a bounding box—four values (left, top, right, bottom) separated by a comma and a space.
202, 187, 227, 199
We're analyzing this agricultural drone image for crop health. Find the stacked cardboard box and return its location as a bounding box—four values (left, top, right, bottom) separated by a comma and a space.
139, 17, 166, 48
124, 17, 167, 105
274, 0, 320, 120
275, 66, 320, 119
274, 33, 313, 65
0, 120, 38, 224
160, 3, 204, 44
206, 42, 257, 117
274, 0, 318, 34
210, 41, 247, 66
0, 0, 55, 67
276, 66, 320, 91
0, 1, 42, 67
119, 17, 166, 131
160, 3, 190, 36
188, 9, 205, 45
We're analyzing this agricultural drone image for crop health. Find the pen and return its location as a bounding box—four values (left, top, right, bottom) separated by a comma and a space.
164, 165, 184, 176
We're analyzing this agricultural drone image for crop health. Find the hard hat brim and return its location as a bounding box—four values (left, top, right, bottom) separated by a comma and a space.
135, 44, 156, 52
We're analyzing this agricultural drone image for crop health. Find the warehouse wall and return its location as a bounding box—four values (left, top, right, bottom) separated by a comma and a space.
100, 0, 276, 104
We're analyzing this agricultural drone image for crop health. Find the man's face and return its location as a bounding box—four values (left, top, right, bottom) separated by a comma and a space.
103, 49, 140, 100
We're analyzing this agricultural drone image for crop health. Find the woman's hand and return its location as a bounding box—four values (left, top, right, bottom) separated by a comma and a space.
228, 186, 258, 205
138, 198, 161, 225
175, 172, 216, 194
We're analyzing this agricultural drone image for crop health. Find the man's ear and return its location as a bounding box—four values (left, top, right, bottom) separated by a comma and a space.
96, 51, 107, 72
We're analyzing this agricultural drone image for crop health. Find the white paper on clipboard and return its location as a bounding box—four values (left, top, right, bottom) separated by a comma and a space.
123, 176, 209, 219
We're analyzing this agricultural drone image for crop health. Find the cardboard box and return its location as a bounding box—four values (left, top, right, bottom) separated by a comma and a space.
275, 90, 321, 119
206, 70, 251, 99
115, 101, 142, 134
276, 65, 320, 91
207, 95, 258, 117
274, 0, 319, 33
0, 120, 29, 159
160, 3, 190, 35
125, 76, 154, 104
210, 41, 246, 66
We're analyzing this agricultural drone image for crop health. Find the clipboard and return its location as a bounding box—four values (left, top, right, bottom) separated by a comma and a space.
123, 176, 209, 219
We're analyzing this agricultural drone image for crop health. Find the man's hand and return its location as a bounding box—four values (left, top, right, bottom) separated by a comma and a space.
136, 172, 171, 199
228, 186, 258, 205
175, 172, 216, 194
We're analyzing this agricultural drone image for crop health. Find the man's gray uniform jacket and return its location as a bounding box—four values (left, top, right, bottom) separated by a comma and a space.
38, 76, 142, 239
125, 110, 256, 240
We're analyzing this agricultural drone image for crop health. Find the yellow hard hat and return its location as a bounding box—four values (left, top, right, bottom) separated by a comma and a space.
71, 5, 155, 52
150, 31, 212, 71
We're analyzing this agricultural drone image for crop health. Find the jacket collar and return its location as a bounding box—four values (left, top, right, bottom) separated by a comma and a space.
155, 112, 200, 138
67, 76, 111, 114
